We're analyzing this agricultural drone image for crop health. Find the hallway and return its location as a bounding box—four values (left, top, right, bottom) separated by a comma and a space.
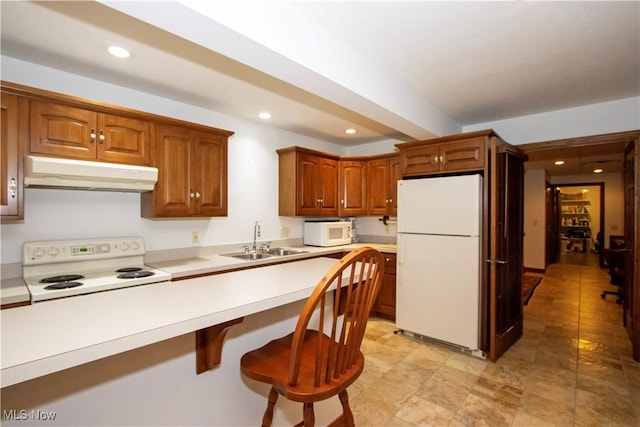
348, 260, 640, 426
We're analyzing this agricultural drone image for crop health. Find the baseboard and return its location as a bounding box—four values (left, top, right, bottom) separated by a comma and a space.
524, 266, 546, 274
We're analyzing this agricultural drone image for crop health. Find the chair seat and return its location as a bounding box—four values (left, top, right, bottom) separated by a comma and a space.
241, 329, 365, 403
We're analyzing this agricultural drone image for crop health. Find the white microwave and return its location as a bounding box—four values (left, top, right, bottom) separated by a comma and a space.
303, 221, 352, 247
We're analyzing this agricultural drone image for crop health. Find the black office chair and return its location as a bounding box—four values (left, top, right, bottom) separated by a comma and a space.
601, 248, 625, 304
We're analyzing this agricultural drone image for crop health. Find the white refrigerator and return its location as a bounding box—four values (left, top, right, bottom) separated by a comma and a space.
396, 174, 482, 351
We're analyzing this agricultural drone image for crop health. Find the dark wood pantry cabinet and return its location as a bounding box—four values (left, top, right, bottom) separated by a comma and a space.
396, 129, 527, 362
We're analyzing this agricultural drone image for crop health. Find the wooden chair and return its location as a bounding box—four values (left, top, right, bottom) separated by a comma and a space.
240, 247, 385, 427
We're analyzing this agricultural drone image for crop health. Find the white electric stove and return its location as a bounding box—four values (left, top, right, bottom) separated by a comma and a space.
23, 237, 171, 303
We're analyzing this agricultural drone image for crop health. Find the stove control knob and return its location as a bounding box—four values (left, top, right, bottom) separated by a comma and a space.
99, 244, 110, 253
120, 242, 130, 251
32, 247, 46, 259
47, 247, 60, 257
131, 241, 140, 251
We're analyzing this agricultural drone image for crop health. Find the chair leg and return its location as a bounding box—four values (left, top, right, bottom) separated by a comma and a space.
339, 390, 355, 427
261, 387, 279, 427
303, 402, 315, 427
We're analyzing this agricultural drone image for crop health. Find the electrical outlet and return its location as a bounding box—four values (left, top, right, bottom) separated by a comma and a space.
280, 227, 289, 238
192, 231, 200, 244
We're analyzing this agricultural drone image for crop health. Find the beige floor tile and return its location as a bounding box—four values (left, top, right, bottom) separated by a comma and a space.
352, 255, 640, 427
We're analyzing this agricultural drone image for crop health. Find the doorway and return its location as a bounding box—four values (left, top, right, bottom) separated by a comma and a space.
552, 183, 604, 267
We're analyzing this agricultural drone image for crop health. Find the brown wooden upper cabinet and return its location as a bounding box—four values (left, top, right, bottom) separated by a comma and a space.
398, 136, 485, 177
278, 147, 339, 216
1, 92, 24, 221
30, 100, 151, 166
339, 159, 367, 216
141, 123, 231, 218
367, 154, 401, 216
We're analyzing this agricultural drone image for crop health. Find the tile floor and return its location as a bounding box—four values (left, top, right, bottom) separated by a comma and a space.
348, 257, 640, 426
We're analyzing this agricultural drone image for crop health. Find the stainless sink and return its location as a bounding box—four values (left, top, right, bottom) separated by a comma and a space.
220, 247, 308, 260
264, 248, 308, 256
221, 252, 274, 261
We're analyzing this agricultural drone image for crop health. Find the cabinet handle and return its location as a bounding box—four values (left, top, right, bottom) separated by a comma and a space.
99, 130, 105, 144
195, 192, 201, 199
90, 129, 96, 144
389, 198, 393, 204
9, 177, 17, 198
439, 154, 444, 164
190, 189, 195, 199
340, 199, 344, 205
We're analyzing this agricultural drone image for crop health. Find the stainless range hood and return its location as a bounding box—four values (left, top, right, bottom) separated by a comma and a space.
24, 155, 158, 192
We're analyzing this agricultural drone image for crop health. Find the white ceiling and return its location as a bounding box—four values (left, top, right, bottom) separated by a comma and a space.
1, 1, 638, 169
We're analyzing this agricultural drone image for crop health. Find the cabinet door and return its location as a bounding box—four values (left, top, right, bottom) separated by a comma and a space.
339, 160, 367, 216
440, 137, 485, 172
388, 156, 401, 215
318, 157, 339, 215
153, 124, 193, 216
97, 113, 151, 165
400, 143, 440, 177
193, 131, 227, 216
296, 153, 322, 215
374, 253, 397, 320
30, 100, 97, 160
367, 158, 391, 215
1, 93, 23, 220
488, 141, 524, 362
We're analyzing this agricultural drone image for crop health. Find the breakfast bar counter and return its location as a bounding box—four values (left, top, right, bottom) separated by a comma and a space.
1, 256, 339, 387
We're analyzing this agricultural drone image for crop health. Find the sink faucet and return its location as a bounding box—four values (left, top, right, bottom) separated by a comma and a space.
253, 221, 261, 251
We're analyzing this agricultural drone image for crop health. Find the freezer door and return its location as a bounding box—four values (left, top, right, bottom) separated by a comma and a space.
396, 233, 481, 350
397, 174, 482, 236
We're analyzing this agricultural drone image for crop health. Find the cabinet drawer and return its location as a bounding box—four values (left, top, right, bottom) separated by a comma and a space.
382, 253, 396, 274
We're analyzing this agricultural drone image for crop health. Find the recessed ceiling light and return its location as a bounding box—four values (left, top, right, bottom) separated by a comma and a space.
554, 160, 565, 165
345, 128, 356, 134
258, 112, 271, 120
593, 168, 603, 174
107, 46, 130, 58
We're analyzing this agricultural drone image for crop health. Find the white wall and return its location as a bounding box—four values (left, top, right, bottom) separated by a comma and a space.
524, 169, 547, 270
464, 97, 640, 145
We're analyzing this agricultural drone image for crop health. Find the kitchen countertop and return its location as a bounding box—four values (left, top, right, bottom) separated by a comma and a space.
0, 277, 29, 306
0, 243, 395, 387
147, 243, 396, 279
0, 243, 396, 306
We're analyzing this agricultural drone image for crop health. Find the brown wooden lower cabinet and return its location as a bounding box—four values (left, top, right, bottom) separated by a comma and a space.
329, 251, 396, 320
371, 253, 396, 320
